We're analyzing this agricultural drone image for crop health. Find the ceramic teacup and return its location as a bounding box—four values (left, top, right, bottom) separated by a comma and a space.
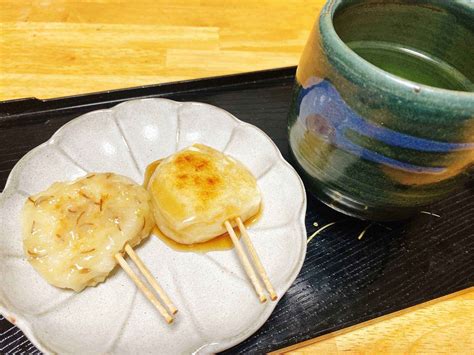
288, 0, 474, 221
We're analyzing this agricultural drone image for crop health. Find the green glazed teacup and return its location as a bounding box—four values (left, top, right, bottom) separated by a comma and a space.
288, 0, 474, 221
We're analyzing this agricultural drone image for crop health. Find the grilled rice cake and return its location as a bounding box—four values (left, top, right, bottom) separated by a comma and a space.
148, 144, 261, 244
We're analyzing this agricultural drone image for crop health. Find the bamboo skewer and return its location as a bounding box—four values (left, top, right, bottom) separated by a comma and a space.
115, 252, 174, 323
224, 220, 267, 303
124, 244, 178, 315
236, 217, 277, 301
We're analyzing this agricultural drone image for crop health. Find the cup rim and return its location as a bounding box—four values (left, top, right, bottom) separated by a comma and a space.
320, 0, 474, 107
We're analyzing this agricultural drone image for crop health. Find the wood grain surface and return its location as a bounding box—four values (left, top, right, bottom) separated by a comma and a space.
1, 1, 473, 354
275, 287, 474, 354
0, 0, 322, 100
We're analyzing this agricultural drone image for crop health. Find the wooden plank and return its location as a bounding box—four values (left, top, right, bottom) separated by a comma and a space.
0, 0, 322, 100
274, 287, 474, 354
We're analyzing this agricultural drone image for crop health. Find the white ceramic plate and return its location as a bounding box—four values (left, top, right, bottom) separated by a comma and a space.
0, 99, 307, 354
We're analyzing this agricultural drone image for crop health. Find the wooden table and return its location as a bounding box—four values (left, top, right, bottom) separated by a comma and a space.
275, 287, 474, 354
0, 0, 318, 100
1, 1, 473, 353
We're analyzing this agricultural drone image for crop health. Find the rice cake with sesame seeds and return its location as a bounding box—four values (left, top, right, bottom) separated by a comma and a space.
22, 173, 154, 292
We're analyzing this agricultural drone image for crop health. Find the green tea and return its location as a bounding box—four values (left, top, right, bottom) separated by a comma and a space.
347, 40, 473, 91
333, 2, 474, 92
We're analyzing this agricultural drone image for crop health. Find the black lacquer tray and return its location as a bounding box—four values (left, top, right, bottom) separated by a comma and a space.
0, 67, 472, 354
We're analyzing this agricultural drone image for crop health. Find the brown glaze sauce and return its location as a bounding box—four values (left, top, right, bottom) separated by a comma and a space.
143, 159, 163, 188
144, 158, 262, 253
152, 207, 262, 253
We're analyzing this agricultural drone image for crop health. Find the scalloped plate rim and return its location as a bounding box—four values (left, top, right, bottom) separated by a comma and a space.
0, 98, 307, 354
